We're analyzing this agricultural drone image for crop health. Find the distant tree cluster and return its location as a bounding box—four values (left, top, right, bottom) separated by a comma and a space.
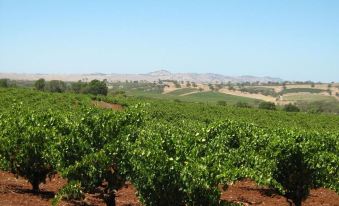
173, 81, 181, 88
34, 78, 108, 95
0, 79, 16, 88
283, 104, 300, 112
35, 78, 67, 93
239, 87, 279, 97
258, 102, 276, 110
208, 84, 214, 91
47, 80, 67, 93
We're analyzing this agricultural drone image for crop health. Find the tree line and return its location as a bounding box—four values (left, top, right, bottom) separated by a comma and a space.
34, 78, 108, 96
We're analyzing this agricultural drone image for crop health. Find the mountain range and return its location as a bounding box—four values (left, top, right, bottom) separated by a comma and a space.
0, 70, 283, 83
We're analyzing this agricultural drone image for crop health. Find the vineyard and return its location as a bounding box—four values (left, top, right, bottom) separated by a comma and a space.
0, 88, 338, 206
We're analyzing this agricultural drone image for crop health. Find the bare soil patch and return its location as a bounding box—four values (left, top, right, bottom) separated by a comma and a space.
0, 171, 140, 206
1, 172, 338, 206
219, 88, 277, 102
221, 179, 339, 206
92, 101, 124, 111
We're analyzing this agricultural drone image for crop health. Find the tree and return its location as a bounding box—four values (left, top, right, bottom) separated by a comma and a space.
34, 78, 46, 91
0, 79, 10, 88
208, 84, 214, 91
283, 104, 300, 112
258, 102, 276, 110
71, 81, 87, 93
228, 85, 235, 91
327, 90, 332, 95
47, 80, 66, 93
86, 79, 108, 95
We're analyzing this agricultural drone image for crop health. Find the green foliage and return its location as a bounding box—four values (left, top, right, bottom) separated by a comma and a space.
283, 103, 300, 112
297, 100, 339, 114
52, 181, 84, 206
0, 79, 10, 87
235, 101, 252, 108
271, 140, 313, 206
86, 79, 108, 95
128, 123, 186, 206
70, 80, 86, 93
217, 100, 227, 106
280, 88, 324, 94
34, 78, 46, 91
110, 90, 126, 97
70, 79, 108, 95
47, 80, 67, 93
0, 87, 338, 206
258, 101, 276, 110
0, 107, 65, 192
240, 87, 278, 97
54, 107, 143, 206
0, 79, 16, 88
61, 150, 125, 206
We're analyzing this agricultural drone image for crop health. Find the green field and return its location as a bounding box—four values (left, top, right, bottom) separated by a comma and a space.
165, 88, 198, 95
283, 94, 336, 102
126, 89, 261, 106
281, 88, 326, 94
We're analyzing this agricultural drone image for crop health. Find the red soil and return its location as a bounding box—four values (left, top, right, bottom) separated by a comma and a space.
92, 101, 124, 111
0, 171, 140, 206
221, 179, 339, 206
1, 171, 338, 206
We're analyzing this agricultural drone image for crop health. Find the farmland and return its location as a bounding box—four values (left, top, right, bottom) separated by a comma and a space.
1, 0, 339, 205
0, 87, 338, 206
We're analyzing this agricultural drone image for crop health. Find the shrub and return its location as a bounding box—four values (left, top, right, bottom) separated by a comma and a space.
0, 79, 10, 88
0, 108, 64, 192
273, 144, 313, 206
258, 102, 276, 110
235, 101, 251, 108
128, 124, 186, 206
70, 80, 87, 93
0, 79, 16, 88
54, 107, 143, 206
283, 104, 300, 112
34, 78, 46, 91
217, 100, 227, 106
47, 80, 67, 93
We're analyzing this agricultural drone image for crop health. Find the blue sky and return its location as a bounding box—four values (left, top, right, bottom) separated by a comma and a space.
0, 0, 338, 82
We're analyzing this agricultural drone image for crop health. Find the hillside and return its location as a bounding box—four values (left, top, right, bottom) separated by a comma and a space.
0, 70, 283, 83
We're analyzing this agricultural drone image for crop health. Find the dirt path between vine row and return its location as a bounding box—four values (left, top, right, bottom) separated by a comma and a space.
92, 100, 124, 111
0, 171, 140, 206
1, 171, 338, 206
179, 91, 200, 96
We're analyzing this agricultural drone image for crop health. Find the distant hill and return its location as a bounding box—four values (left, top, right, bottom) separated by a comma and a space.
0, 70, 283, 83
